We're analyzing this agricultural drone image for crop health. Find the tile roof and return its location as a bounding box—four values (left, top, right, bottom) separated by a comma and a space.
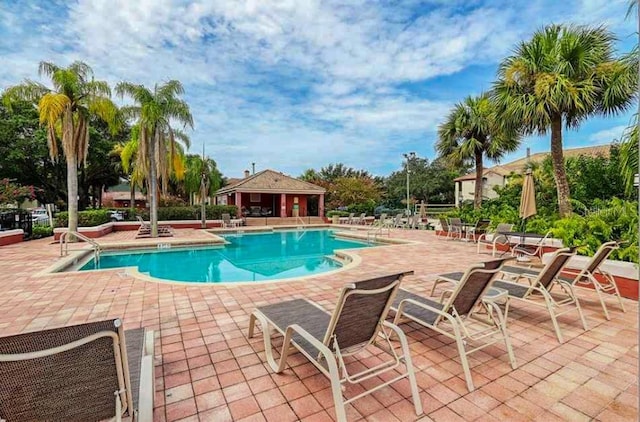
216, 169, 325, 194
454, 144, 612, 182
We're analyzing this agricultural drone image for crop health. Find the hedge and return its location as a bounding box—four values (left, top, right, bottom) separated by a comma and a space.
55, 210, 111, 228
56, 206, 239, 227
31, 225, 54, 239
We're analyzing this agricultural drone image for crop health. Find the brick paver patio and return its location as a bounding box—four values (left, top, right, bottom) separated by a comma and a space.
0, 228, 637, 421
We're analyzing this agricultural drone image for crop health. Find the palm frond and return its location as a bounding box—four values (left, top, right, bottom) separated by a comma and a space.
2, 81, 50, 108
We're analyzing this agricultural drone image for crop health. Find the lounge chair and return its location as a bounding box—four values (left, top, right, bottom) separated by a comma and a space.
391, 258, 516, 392
346, 212, 355, 225
136, 216, 173, 238
0, 319, 154, 422
436, 217, 451, 239
476, 223, 514, 256
510, 231, 552, 261
248, 272, 422, 422
502, 241, 626, 321
493, 247, 588, 343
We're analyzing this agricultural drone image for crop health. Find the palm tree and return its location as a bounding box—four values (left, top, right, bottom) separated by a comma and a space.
619, 117, 639, 195
437, 93, 520, 209
183, 154, 222, 204
493, 24, 637, 217
115, 81, 193, 237
2, 61, 119, 233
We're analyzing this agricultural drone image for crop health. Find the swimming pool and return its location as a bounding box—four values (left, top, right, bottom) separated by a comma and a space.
78, 229, 371, 283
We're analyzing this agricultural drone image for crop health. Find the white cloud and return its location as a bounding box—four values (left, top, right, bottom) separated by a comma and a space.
0, 0, 635, 177
588, 125, 628, 144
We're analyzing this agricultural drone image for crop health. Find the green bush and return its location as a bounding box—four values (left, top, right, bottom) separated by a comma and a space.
55, 210, 111, 227
346, 201, 376, 215
202, 205, 238, 219
326, 210, 350, 217
31, 225, 53, 239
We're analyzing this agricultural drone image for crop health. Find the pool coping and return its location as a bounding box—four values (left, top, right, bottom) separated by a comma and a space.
38, 227, 418, 285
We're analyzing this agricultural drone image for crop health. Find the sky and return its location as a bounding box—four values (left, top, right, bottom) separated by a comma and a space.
0, 0, 637, 178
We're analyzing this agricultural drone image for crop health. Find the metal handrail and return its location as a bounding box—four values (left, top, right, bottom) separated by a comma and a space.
60, 230, 101, 262
367, 224, 389, 243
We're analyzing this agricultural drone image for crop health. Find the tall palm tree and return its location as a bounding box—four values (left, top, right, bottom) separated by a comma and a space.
493, 24, 637, 217
115, 81, 193, 237
437, 93, 520, 209
2, 61, 119, 233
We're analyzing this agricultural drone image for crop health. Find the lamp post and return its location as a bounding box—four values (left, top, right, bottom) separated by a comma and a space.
403, 152, 416, 215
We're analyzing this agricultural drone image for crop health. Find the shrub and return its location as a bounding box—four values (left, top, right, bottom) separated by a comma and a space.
346, 201, 376, 215
202, 205, 238, 219
326, 210, 350, 217
55, 210, 111, 227
31, 225, 53, 239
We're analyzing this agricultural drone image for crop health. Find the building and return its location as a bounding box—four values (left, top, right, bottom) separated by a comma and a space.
215, 169, 326, 218
454, 144, 612, 206
102, 183, 147, 209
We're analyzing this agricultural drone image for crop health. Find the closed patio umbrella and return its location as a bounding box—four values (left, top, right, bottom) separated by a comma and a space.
519, 170, 536, 220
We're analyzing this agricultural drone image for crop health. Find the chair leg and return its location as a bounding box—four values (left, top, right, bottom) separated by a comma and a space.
384, 322, 423, 416
430, 279, 444, 297
486, 301, 518, 370
450, 324, 474, 391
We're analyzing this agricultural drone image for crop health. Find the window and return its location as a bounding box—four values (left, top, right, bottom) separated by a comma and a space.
250, 193, 261, 202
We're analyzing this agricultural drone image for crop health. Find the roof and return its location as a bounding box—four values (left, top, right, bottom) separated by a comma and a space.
454, 167, 510, 182
107, 191, 146, 201
499, 144, 611, 174
454, 144, 612, 182
216, 169, 326, 195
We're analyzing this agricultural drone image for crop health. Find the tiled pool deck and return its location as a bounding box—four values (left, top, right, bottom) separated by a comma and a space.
0, 228, 637, 421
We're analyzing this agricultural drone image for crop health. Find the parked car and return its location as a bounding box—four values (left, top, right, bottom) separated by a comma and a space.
31, 208, 49, 225
109, 210, 125, 222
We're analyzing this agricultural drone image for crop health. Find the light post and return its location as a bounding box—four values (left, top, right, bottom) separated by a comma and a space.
403, 152, 416, 215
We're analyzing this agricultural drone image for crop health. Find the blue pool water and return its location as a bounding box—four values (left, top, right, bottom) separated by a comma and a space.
78, 229, 370, 283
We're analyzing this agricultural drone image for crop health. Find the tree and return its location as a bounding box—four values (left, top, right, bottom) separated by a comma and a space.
437, 93, 519, 209
493, 24, 637, 217
116, 81, 193, 237
183, 154, 223, 203
385, 156, 465, 208
2, 61, 119, 233
619, 119, 639, 195
330, 176, 381, 209
0, 102, 67, 205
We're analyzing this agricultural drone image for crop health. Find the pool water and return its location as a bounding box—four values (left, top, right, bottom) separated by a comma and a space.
79, 229, 370, 283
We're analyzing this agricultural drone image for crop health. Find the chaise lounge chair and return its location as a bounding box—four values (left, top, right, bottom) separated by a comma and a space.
221, 213, 237, 228
494, 247, 588, 343
476, 223, 513, 256
391, 258, 516, 392
136, 216, 173, 238
0, 319, 154, 422
248, 272, 422, 422
501, 241, 626, 321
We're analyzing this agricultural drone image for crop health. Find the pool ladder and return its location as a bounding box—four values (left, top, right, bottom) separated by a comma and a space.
60, 231, 102, 263
366, 224, 390, 244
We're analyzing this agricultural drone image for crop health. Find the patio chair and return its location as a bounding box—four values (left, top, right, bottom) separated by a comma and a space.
465, 219, 491, 242
390, 258, 516, 392
346, 212, 355, 224
221, 213, 236, 228
136, 216, 173, 238
494, 247, 588, 343
436, 217, 452, 239
501, 241, 626, 321
248, 272, 422, 422
0, 319, 154, 422
392, 213, 404, 228
476, 223, 513, 256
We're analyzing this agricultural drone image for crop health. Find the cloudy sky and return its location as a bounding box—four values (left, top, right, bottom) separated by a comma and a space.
0, 0, 636, 178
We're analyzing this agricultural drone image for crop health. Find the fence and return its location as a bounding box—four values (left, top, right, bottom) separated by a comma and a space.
0, 209, 32, 238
